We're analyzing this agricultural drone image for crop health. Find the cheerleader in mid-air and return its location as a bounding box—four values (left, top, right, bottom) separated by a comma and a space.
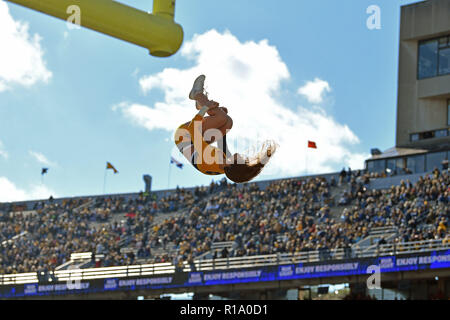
174, 75, 276, 183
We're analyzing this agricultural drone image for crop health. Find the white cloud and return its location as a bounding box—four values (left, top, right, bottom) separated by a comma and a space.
29, 150, 56, 167
298, 78, 331, 104
114, 29, 368, 176
0, 177, 56, 202
0, 1, 52, 92
0, 140, 7, 159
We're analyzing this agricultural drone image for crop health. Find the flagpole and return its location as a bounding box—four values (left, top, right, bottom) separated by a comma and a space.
167, 160, 172, 189
305, 142, 308, 176
103, 167, 107, 194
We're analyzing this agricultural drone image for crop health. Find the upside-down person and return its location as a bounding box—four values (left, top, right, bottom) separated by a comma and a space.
174, 75, 277, 184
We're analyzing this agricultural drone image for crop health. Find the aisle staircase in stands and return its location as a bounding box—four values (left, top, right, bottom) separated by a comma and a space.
353, 225, 399, 253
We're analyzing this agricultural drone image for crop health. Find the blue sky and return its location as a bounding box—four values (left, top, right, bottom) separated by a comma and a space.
0, 0, 419, 201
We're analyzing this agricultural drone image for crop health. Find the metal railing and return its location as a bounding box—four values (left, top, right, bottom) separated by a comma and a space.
191, 239, 449, 272
0, 239, 448, 286
1, 231, 28, 248
211, 241, 234, 250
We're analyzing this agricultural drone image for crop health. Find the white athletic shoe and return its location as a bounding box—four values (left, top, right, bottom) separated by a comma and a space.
189, 75, 206, 100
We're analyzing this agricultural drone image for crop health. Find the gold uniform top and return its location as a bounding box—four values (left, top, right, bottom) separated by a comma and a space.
174, 113, 225, 176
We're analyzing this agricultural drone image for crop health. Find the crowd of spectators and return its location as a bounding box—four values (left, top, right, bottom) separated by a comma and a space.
141, 169, 448, 266
0, 168, 448, 274
0, 187, 211, 273
0, 199, 127, 274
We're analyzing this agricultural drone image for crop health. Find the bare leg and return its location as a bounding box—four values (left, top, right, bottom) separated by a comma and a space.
215, 114, 233, 137
203, 107, 229, 132
194, 93, 233, 141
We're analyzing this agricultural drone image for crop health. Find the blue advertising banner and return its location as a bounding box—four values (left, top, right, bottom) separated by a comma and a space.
1, 250, 449, 298
182, 250, 450, 287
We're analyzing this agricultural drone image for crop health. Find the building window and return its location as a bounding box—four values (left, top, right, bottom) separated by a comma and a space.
418, 35, 450, 79
410, 133, 419, 142
367, 159, 385, 173
410, 128, 449, 142
407, 155, 425, 174
386, 158, 396, 173
419, 40, 438, 79
426, 152, 447, 171
448, 100, 450, 126
435, 129, 448, 138
385, 158, 408, 175
396, 158, 406, 172
439, 47, 450, 75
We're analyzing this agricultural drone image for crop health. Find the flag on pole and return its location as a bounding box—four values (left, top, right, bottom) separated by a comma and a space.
106, 162, 118, 174
170, 157, 184, 169
308, 141, 317, 149
41, 168, 48, 175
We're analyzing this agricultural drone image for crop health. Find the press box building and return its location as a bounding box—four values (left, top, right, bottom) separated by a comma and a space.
366, 0, 450, 174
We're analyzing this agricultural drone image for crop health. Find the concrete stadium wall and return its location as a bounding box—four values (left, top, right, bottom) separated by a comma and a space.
367, 171, 432, 190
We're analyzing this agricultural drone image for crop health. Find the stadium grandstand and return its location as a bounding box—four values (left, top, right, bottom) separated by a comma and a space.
0, 167, 449, 299
1, 0, 449, 301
